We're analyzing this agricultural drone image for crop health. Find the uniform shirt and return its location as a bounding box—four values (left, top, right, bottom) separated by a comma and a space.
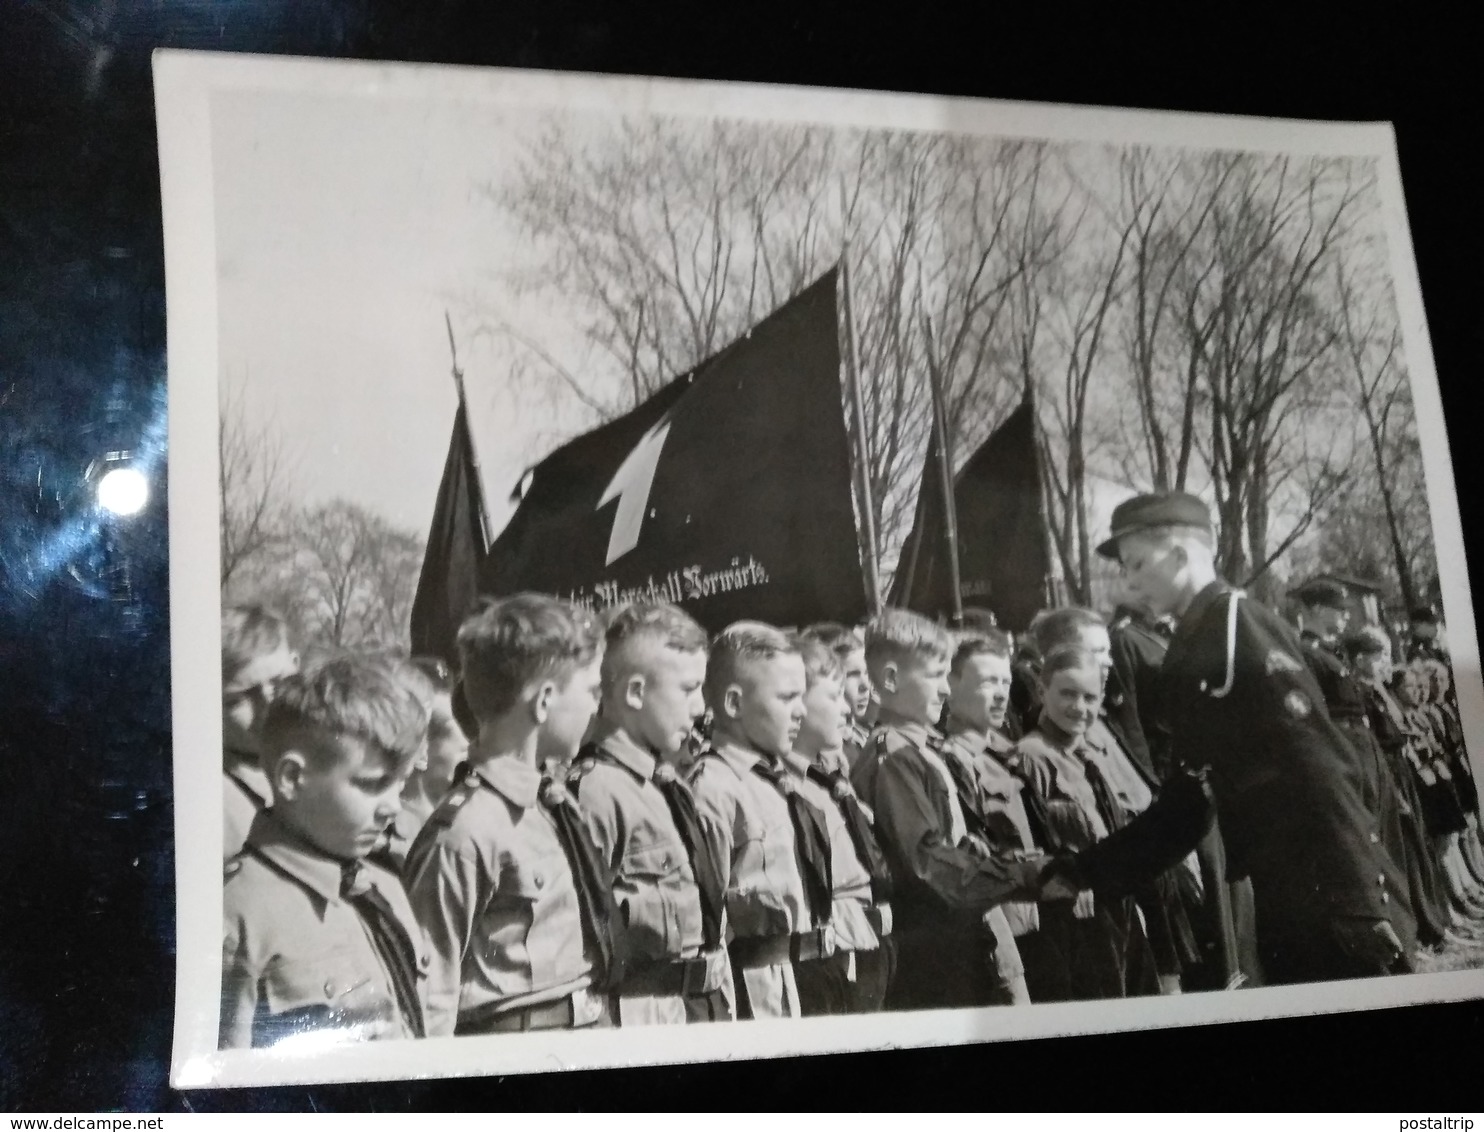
1082, 719, 1155, 817
1162, 581, 1402, 924
1013, 724, 1113, 852
221, 810, 425, 1049
863, 722, 1039, 921
785, 753, 880, 953
942, 727, 1041, 937
689, 737, 811, 1019
224, 759, 272, 861
688, 738, 812, 941
570, 731, 706, 969
403, 756, 595, 1036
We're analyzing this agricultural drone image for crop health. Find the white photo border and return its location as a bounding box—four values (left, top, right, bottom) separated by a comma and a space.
155, 48, 1484, 1090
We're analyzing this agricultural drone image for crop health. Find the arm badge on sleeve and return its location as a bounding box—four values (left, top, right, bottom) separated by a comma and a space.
1265, 649, 1305, 676
1284, 690, 1313, 719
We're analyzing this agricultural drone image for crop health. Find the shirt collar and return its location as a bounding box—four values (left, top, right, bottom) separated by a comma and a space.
245, 810, 346, 905
880, 718, 932, 749
1035, 713, 1088, 752
783, 752, 814, 779
472, 754, 542, 810
711, 736, 770, 775
599, 730, 658, 782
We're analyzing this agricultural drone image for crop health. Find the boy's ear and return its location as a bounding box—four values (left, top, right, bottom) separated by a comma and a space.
623, 673, 647, 712
880, 660, 899, 695
272, 750, 307, 802
721, 683, 744, 721
531, 679, 557, 724
1170, 543, 1190, 569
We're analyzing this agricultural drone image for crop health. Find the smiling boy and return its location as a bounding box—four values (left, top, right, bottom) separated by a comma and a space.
220, 653, 430, 1049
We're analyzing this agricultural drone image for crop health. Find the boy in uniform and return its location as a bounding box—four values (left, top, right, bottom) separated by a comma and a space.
568, 601, 731, 1025
371, 657, 469, 873
689, 622, 830, 1020
854, 608, 1049, 1011
786, 635, 896, 1014
802, 622, 874, 775
941, 630, 1043, 1000
403, 594, 617, 1035
220, 654, 430, 1049
1103, 491, 1416, 984
221, 604, 300, 859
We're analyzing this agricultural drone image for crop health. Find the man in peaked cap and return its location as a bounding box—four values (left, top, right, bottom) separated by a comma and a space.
1407, 606, 1450, 666
1098, 491, 1416, 985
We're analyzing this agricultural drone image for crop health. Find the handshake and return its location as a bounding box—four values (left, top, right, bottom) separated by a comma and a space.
1013, 766, 1219, 904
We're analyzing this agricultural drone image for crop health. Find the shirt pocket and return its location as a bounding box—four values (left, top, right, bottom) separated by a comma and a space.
260, 946, 394, 1043
492, 847, 577, 988
617, 842, 690, 959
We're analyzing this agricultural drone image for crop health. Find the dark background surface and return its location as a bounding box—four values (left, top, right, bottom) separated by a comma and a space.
1, 1, 1480, 1112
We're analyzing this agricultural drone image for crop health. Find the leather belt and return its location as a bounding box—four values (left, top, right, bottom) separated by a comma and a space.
618, 948, 728, 997
729, 928, 831, 968
455, 987, 608, 1034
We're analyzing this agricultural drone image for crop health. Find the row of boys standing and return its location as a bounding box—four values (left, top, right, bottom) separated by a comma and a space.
223, 587, 1226, 1044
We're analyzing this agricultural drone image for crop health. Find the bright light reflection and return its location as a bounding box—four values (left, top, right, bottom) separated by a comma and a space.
97, 466, 149, 516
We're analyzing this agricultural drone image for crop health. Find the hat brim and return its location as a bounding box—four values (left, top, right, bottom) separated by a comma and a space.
1096, 529, 1133, 560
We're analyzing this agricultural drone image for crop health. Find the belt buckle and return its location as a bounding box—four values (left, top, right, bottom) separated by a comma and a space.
793, 929, 826, 963
679, 954, 710, 996
570, 986, 604, 1027
871, 903, 893, 938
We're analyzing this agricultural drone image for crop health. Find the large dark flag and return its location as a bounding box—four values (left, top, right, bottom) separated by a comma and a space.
889, 395, 1052, 633
409, 401, 488, 666
479, 269, 867, 632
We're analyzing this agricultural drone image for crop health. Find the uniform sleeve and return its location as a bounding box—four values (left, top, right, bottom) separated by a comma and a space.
403, 841, 483, 1037
688, 764, 739, 934
218, 904, 261, 1050
870, 749, 1038, 916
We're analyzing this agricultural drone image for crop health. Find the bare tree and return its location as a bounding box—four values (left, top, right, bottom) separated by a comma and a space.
1167, 154, 1371, 585
273, 500, 425, 652
218, 379, 292, 587
1334, 258, 1428, 610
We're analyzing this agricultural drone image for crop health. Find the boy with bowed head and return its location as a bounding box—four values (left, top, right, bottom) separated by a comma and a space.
220, 653, 430, 1049
1101, 490, 1416, 983
403, 593, 619, 1035
568, 601, 731, 1025
853, 607, 1050, 1011
689, 621, 830, 1020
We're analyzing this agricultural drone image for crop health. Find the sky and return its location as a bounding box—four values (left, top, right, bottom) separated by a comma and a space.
213, 87, 599, 536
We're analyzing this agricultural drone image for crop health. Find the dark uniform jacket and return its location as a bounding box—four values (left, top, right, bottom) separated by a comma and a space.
1107, 606, 1172, 782
1162, 582, 1415, 979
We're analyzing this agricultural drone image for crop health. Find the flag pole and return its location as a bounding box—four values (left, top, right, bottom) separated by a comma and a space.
921, 312, 964, 627
445, 310, 492, 551
840, 250, 883, 614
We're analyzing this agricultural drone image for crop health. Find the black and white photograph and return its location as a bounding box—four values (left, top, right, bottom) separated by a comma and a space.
155, 50, 1484, 1089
